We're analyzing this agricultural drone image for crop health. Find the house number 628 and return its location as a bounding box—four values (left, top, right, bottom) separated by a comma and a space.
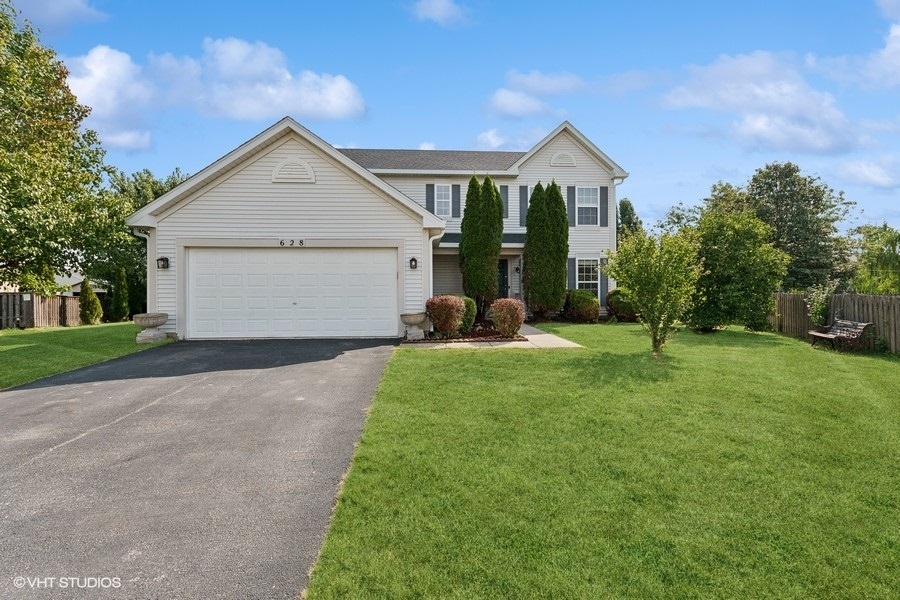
279, 239, 304, 247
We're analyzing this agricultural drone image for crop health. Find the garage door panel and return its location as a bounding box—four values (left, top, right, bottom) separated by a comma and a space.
188, 247, 398, 338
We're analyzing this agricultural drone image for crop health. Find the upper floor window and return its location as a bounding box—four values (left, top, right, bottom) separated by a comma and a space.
435, 184, 451, 218
577, 187, 599, 225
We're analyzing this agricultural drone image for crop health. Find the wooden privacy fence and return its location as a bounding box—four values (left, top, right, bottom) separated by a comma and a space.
0, 293, 80, 329
769, 292, 900, 353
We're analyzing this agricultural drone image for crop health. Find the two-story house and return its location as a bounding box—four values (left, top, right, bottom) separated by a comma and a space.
127, 118, 627, 339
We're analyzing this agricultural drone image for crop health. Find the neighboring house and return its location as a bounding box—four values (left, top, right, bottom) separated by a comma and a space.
0, 273, 104, 297
126, 118, 627, 340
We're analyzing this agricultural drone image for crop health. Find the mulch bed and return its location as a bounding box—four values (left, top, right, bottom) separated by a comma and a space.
402, 319, 527, 343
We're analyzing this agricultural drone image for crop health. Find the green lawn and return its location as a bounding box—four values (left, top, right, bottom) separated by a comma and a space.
306, 324, 899, 599
0, 322, 170, 389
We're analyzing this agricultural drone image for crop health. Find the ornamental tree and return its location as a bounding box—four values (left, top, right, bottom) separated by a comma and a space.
617, 198, 644, 246
524, 181, 568, 317
604, 230, 699, 354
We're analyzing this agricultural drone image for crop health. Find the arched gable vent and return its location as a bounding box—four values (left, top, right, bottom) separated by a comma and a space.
550, 152, 577, 167
271, 157, 316, 183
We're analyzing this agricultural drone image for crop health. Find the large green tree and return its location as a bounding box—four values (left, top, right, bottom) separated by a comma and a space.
0, 2, 129, 295
683, 208, 789, 332
459, 175, 503, 316
617, 198, 644, 246
604, 230, 699, 354
737, 163, 853, 290
850, 223, 900, 294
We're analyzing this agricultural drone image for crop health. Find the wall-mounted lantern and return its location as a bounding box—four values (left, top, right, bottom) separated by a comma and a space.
156, 257, 170, 270
409, 257, 418, 270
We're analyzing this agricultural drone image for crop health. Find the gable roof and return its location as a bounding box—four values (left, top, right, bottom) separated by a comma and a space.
338, 149, 525, 172
126, 117, 445, 229
510, 121, 629, 179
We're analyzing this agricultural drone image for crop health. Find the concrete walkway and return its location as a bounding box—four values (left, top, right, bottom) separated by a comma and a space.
406, 324, 582, 349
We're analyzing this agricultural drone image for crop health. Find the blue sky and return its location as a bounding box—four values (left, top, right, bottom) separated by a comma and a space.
18, 0, 900, 228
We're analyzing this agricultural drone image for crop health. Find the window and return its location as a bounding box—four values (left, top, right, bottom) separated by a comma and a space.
576, 187, 599, 225
435, 184, 451, 218
577, 259, 599, 297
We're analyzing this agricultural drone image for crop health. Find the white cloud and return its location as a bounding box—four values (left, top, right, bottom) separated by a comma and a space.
476, 129, 507, 150
63, 38, 366, 150
837, 157, 899, 189
877, 0, 900, 20
65, 46, 155, 150
488, 88, 549, 118
412, 0, 465, 26
18, 0, 105, 32
505, 70, 585, 95
860, 24, 900, 86
419, 142, 437, 150
664, 51, 858, 154
152, 37, 366, 120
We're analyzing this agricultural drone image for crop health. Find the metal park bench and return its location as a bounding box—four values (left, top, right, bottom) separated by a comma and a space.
809, 319, 873, 350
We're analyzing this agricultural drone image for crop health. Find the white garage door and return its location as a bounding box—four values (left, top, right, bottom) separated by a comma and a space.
187, 247, 398, 339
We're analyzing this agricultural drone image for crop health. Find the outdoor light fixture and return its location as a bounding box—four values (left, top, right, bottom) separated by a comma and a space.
515, 265, 521, 274
156, 257, 170, 270
409, 257, 418, 270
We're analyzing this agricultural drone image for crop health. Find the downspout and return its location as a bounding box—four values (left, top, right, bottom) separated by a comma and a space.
427, 230, 444, 300
133, 227, 155, 312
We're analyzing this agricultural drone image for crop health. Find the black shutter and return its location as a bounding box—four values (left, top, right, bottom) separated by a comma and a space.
567, 186, 576, 227
600, 186, 609, 227
599, 258, 609, 305
519, 186, 528, 227
425, 184, 435, 214
451, 184, 461, 218
567, 257, 577, 290
499, 185, 508, 219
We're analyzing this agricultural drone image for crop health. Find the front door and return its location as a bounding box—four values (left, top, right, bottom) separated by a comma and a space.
497, 259, 509, 298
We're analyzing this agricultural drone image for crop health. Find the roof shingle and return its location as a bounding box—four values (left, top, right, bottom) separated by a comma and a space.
336, 148, 526, 171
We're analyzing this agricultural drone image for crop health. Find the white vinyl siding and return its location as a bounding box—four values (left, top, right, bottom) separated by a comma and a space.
154, 136, 426, 337
433, 254, 463, 295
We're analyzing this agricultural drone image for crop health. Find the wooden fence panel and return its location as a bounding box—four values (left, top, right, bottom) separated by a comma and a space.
0, 293, 80, 329
770, 292, 900, 353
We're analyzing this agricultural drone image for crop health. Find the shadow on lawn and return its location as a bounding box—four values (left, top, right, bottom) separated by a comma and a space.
566, 349, 676, 388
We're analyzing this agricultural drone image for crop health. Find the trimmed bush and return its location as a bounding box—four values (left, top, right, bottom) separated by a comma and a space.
79, 277, 103, 325
563, 289, 600, 323
490, 298, 526, 338
426, 295, 465, 337
606, 288, 637, 322
455, 295, 477, 333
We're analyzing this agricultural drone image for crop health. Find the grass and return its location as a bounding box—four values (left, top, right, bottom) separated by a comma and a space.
306, 324, 899, 599
0, 322, 170, 389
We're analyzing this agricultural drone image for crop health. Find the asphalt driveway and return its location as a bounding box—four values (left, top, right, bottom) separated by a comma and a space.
0, 338, 397, 599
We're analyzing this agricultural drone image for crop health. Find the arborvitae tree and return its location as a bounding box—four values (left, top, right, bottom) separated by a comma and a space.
545, 181, 569, 308
523, 182, 548, 312
79, 277, 103, 325
108, 267, 130, 322
459, 176, 503, 317
525, 182, 569, 317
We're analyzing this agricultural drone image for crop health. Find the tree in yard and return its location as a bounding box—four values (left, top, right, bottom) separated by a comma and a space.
683, 208, 789, 332
523, 182, 568, 317
850, 223, 900, 294
0, 2, 130, 295
743, 162, 854, 290
604, 230, 699, 354
459, 175, 503, 316
108, 266, 130, 322
617, 198, 644, 246
78, 277, 103, 325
